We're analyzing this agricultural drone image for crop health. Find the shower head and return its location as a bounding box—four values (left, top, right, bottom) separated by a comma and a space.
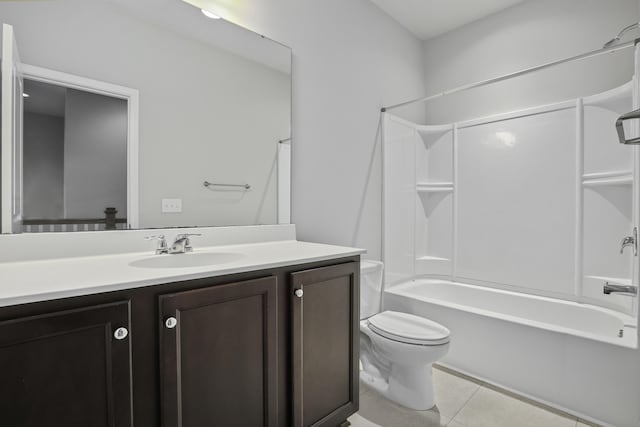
603, 22, 639, 48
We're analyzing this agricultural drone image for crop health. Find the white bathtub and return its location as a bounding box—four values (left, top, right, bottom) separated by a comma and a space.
384, 279, 640, 427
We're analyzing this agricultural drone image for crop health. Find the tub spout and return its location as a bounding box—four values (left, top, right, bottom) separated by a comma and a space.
603, 281, 638, 296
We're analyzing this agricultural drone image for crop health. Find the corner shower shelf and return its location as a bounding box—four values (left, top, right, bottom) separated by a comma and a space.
582, 171, 633, 187
417, 124, 454, 147
583, 81, 633, 114
416, 182, 454, 193
585, 275, 632, 286
415, 256, 451, 276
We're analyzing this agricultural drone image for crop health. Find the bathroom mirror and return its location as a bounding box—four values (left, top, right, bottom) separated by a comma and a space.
0, 0, 291, 233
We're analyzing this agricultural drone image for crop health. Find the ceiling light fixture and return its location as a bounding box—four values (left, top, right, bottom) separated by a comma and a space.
201, 9, 221, 20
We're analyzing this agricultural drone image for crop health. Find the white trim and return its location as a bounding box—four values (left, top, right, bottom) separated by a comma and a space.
1, 24, 17, 234
574, 98, 584, 300
452, 123, 458, 281
127, 91, 140, 229
633, 45, 640, 318
22, 64, 140, 229
457, 99, 577, 129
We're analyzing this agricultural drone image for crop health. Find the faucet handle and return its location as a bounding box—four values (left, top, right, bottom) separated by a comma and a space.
145, 234, 165, 241
173, 233, 202, 253
145, 235, 168, 254
620, 227, 638, 256
174, 233, 202, 240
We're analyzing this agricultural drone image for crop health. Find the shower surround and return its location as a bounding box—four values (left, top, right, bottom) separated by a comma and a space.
381, 80, 640, 426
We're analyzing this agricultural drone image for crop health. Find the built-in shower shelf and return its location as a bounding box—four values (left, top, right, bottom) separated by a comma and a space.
583, 81, 633, 114
585, 275, 632, 286
582, 171, 633, 187
417, 182, 454, 193
415, 256, 451, 276
416, 255, 449, 262
417, 124, 453, 147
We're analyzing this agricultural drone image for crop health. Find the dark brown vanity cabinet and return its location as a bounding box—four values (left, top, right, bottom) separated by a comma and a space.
291, 263, 359, 427
159, 276, 278, 427
0, 257, 359, 427
0, 301, 133, 427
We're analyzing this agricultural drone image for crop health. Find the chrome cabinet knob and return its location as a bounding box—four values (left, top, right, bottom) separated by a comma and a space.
114, 327, 129, 340
165, 317, 178, 329
294, 289, 304, 298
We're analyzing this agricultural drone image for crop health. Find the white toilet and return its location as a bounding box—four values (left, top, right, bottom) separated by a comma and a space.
359, 260, 450, 410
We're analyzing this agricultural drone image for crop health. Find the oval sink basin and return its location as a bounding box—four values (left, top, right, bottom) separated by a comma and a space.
129, 252, 244, 269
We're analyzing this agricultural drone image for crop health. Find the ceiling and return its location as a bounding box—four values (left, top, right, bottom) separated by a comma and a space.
369, 0, 527, 40
114, 0, 291, 74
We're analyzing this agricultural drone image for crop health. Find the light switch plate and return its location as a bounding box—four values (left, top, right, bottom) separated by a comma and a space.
162, 198, 182, 213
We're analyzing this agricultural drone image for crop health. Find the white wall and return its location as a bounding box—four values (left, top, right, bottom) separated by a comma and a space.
23, 112, 64, 219
63, 89, 128, 219
183, 0, 427, 259
422, 0, 639, 124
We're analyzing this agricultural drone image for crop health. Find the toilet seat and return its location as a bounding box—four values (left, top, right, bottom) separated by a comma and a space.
368, 311, 450, 346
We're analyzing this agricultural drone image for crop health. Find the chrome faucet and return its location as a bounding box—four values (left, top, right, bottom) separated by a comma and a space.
620, 228, 638, 256
169, 233, 202, 254
145, 233, 202, 254
145, 235, 169, 255
603, 281, 638, 296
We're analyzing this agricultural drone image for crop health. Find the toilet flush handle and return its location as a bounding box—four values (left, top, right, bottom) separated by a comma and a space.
294, 288, 304, 298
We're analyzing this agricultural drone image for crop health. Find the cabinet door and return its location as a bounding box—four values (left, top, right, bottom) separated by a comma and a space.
160, 276, 278, 427
0, 301, 133, 427
291, 262, 359, 427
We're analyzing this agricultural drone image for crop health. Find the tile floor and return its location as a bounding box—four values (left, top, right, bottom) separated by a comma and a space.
348, 367, 598, 427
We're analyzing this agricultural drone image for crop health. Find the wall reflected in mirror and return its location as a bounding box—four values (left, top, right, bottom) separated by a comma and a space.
0, 0, 291, 233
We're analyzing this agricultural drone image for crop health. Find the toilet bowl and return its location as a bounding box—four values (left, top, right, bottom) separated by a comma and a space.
359, 260, 450, 410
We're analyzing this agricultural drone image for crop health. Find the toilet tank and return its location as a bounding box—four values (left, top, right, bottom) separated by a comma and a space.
360, 260, 384, 319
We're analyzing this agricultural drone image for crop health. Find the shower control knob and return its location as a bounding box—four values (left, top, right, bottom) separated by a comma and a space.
113, 327, 128, 340
294, 289, 304, 298
165, 317, 178, 329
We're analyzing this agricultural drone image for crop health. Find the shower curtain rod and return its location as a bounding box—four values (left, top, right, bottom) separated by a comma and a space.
381, 38, 640, 113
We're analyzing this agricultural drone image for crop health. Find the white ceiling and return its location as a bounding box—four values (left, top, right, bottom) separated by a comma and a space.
369, 0, 527, 40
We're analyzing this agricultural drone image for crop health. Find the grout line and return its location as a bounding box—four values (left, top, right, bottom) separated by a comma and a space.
435, 364, 480, 425
434, 364, 591, 425
447, 380, 480, 425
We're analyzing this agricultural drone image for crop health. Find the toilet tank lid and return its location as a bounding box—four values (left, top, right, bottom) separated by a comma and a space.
361, 260, 384, 274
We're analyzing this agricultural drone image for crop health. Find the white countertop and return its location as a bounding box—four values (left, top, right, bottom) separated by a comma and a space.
0, 240, 365, 307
